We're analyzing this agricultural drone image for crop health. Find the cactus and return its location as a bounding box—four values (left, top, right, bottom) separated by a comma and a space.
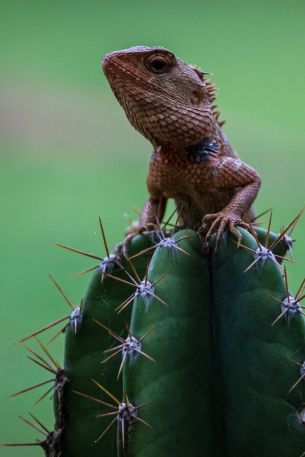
4, 216, 305, 457
123, 228, 305, 457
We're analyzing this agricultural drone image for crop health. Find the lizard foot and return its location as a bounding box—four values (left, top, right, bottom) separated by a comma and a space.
115, 223, 159, 258
201, 211, 249, 251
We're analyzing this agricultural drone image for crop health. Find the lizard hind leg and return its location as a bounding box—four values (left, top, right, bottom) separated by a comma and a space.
115, 223, 159, 259
116, 196, 167, 258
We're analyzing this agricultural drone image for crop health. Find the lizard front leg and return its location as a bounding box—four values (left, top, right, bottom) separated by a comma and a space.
202, 158, 261, 248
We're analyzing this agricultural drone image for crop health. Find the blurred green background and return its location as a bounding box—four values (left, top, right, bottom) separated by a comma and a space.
0, 0, 304, 455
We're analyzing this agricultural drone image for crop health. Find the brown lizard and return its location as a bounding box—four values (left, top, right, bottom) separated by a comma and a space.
102, 46, 261, 247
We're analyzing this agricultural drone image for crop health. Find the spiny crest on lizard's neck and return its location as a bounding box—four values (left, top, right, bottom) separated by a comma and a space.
102, 46, 223, 149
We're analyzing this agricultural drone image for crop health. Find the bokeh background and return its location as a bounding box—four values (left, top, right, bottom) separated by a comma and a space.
1, 0, 304, 454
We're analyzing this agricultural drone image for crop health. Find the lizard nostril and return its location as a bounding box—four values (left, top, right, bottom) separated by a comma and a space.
102, 55, 111, 73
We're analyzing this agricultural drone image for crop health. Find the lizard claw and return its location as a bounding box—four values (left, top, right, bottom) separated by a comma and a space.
116, 223, 159, 258
201, 211, 248, 251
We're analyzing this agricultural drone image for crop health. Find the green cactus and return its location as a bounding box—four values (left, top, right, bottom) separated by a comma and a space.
5, 222, 305, 457
123, 228, 305, 457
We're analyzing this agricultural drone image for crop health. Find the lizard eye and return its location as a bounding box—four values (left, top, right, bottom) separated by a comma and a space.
146, 55, 170, 74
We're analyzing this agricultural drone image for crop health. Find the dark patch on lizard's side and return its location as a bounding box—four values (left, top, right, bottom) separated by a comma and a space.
188, 138, 220, 163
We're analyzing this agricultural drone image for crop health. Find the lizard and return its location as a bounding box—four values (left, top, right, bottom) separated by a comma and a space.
102, 45, 261, 248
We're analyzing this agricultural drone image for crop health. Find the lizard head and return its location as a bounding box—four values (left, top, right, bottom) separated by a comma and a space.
102, 46, 217, 148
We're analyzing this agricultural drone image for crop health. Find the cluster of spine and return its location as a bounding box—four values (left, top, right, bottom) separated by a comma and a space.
3, 210, 305, 457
